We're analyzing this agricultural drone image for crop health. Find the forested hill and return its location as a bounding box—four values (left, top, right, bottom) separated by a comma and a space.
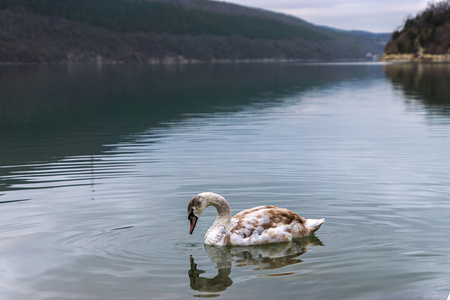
381, 0, 449, 61
0, 0, 388, 63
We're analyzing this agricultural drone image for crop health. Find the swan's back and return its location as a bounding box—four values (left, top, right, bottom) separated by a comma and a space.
227, 206, 312, 245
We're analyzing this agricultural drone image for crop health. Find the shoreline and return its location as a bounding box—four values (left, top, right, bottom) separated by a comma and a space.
379, 53, 450, 63
0, 57, 378, 66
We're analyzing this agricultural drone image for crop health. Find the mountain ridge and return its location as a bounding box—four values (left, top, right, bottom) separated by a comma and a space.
0, 0, 389, 63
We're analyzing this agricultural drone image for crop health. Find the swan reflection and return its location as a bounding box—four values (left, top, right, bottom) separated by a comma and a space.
189, 236, 323, 294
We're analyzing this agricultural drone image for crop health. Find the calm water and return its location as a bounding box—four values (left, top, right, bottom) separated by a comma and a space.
1, 63, 449, 300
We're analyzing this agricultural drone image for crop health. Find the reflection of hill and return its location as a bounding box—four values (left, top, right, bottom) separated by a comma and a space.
383, 63, 450, 115
189, 236, 323, 295
1, 64, 384, 169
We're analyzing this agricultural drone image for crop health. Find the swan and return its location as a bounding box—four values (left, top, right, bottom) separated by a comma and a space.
187, 192, 324, 246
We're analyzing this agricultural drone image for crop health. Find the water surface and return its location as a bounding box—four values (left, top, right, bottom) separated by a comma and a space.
1, 63, 449, 299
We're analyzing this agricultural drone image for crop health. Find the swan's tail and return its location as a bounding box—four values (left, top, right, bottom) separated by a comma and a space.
305, 218, 325, 234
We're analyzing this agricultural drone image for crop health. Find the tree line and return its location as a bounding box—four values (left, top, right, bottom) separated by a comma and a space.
0, 0, 387, 63
385, 0, 449, 54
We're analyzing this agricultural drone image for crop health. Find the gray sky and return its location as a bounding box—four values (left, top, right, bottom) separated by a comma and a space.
216, 0, 430, 32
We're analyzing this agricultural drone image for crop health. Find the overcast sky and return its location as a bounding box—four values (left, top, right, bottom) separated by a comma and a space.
216, 0, 430, 33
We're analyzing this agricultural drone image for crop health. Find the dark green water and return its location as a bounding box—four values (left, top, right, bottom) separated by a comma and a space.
1, 63, 449, 299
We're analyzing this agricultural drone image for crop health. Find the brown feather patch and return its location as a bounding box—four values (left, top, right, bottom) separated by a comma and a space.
230, 205, 307, 240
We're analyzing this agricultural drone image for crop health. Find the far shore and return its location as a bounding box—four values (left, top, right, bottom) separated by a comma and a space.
379, 53, 450, 63
0, 57, 380, 65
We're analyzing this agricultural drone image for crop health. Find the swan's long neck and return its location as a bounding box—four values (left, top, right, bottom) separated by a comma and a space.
203, 194, 231, 245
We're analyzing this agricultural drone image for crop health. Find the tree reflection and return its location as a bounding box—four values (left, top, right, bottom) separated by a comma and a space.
188, 236, 323, 295
383, 63, 450, 116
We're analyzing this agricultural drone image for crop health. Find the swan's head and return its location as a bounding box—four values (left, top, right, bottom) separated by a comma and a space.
187, 192, 224, 234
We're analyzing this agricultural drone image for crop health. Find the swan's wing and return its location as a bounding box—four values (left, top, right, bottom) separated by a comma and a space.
229, 206, 308, 245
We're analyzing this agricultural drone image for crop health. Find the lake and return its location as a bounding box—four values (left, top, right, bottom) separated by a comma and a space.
1, 62, 449, 300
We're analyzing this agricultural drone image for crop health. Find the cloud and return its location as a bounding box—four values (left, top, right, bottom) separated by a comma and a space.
218, 0, 430, 32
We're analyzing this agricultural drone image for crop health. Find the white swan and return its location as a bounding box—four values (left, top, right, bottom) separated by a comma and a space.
187, 192, 324, 246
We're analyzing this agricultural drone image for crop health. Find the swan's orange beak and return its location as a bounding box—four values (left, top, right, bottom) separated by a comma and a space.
188, 210, 198, 235
189, 216, 197, 234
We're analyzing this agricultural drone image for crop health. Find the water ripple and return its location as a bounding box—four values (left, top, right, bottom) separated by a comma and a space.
0, 155, 136, 191
57, 221, 194, 272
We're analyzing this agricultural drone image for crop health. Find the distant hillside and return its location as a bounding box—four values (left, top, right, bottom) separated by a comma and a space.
0, 0, 388, 63
320, 25, 391, 43
320, 25, 390, 55
381, 0, 450, 62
